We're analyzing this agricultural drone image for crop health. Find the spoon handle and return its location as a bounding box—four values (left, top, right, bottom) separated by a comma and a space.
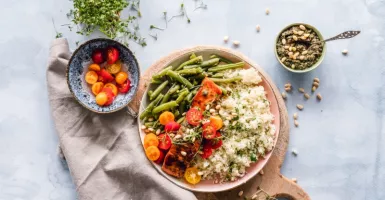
323, 31, 361, 42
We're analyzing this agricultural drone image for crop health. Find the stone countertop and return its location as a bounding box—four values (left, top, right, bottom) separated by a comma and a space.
0, 0, 384, 199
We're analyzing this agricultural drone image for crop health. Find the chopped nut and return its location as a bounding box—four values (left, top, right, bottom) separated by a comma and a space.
233, 40, 240, 46
314, 77, 320, 83
313, 82, 319, 88
342, 49, 348, 55
181, 151, 187, 156
148, 128, 154, 132
296, 104, 304, 110
215, 105, 221, 110
141, 125, 146, 130
223, 36, 229, 43
256, 24, 261, 32
317, 93, 322, 101
282, 39, 287, 45
293, 112, 298, 119
265, 8, 270, 15
294, 120, 299, 127
156, 129, 161, 135
312, 86, 317, 92
292, 149, 298, 156
292, 178, 298, 183
299, 25, 306, 30
298, 88, 305, 93
259, 169, 264, 175
238, 191, 244, 197
304, 93, 310, 99
281, 92, 287, 99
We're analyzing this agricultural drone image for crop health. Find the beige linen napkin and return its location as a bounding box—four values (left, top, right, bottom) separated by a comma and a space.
46, 38, 197, 200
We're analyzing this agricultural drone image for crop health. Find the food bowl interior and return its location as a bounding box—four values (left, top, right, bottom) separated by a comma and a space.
67, 39, 140, 113
275, 23, 327, 73
138, 49, 281, 192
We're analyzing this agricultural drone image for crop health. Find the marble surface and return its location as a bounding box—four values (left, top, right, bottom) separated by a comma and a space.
0, 0, 384, 199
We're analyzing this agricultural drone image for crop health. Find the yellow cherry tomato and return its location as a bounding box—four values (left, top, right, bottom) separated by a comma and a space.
85, 71, 98, 84
209, 116, 223, 130
106, 60, 122, 74
145, 146, 160, 161
91, 82, 104, 96
144, 133, 159, 149
159, 111, 175, 125
115, 71, 128, 85
104, 83, 118, 96
95, 92, 108, 106
184, 167, 201, 185
88, 63, 101, 71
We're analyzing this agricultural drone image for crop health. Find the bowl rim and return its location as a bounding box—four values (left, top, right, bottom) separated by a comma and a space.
66, 38, 141, 114
274, 22, 327, 73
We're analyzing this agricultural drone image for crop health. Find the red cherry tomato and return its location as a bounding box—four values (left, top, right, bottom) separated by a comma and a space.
186, 108, 203, 126
106, 47, 119, 64
202, 123, 217, 139
98, 69, 114, 83
201, 143, 213, 159
164, 121, 181, 133
118, 79, 131, 93
154, 150, 165, 164
158, 134, 172, 151
208, 132, 223, 149
92, 49, 105, 64
102, 88, 115, 106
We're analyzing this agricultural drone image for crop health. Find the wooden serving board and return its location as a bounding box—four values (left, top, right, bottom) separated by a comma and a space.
128, 46, 310, 200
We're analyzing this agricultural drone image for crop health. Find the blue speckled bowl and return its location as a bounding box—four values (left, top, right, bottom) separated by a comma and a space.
67, 38, 140, 114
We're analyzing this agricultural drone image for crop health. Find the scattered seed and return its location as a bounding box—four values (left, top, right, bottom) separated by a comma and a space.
296, 104, 304, 110
256, 24, 261, 32
156, 129, 161, 135
292, 178, 298, 183
292, 149, 298, 156
141, 125, 146, 130
238, 191, 244, 197
260, 169, 264, 175
181, 151, 187, 156
313, 82, 319, 87
299, 25, 306, 31
215, 105, 221, 110
317, 93, 322, 101
148, 127, 154, 132
233, 40, 240, 46
282, 39, 287, 45
281, 92, 287, 99
304, 93, 310, 99
298, 88, 305, 93
294, 120, 299, 127
265, 8, 270, 15
293, 113, 298, 119
342, 49, 348, 55
312, 86, 317, 92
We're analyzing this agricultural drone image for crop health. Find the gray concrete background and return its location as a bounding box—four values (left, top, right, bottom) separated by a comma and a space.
0, 0, 384, 199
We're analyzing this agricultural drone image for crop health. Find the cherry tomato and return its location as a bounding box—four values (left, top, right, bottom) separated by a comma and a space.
106, 47, 119, 64
164, 121, 181, 133
88, 63, 101, 72
201, 143, 213, 159
186, 108, 203, 126
102, 88, 115, 106
115, 71, 128, 85
95, 92, 108, 106
184, 167, 201, 185
97, 69, 114, 83
202, 123, 217, 139
118, 79, 131, 93
208, 132, 223, 149
104, 83, 118, 96
106, 61, 122, 74
159, 111, 175, 125
157, 134, 172, 151
145, 146, 160, 161
92, 49, 105, 64
85, 71, 98, 84
154, 150, 165, 164
91, 82, 104, 96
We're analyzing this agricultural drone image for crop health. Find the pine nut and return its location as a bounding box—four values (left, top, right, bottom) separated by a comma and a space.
282, 39, 287, 44
293, 35, 298, 41
317, 93, 322, 101
299, 55, 305, 60
312, 86, 317, 92
292, 47, 297, 52
209, 109, 216, 113
181, 151, 187, 156
304, 33, 310, 37
288, 51, 294, 56
313, 82, 319, 87
289, 47, 293, 51
223, 36, 229, 42
148, 128, 154, 132
298, 88, 305, 93
281, 92, 287, 99
302, 50, 308, 55
314, 77, 320, 83
294, 120, 299, 127
265, 8, 270, 15
299, 25, 306, 30
281, 57, 287, 62
256, 24, 261, 32
293, 112, 298, 119
215, 105, 221, 110
285, 87, 291, 92
292, 149, 298, 156
148, 117, 154, 122
292, 178, 298, 183
297, 30, 304, 35
141, 125, 146, 130
296, 104, 304, 110
238, 191, 244, 197
294, 52, 300, 57
233, 40, 240, 46
291, 64, 295, 69
342, 49, 348, 55
174, 135, 181, 139
284, 83, 292, 88
304, 93, 310, 99
156, 129, 161, 135
284, 45, 289, 49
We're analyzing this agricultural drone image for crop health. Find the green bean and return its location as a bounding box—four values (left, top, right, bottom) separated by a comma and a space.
183, 65, 200, 69
178, 88, 189, 94
201, 58, 220, 68
192, 79, 198, 86
152, 101, 178, 114
178, 67, 203, 76
190, 53, 197, 59
174, 110, 180, 118
208, 62, 245, 72
166, 70, 193, 89
218, 85, 228, 95
174, 56, 203, 71
152, 66, 172, 80
145, 122, 155, 127
185, 92, 194, 103
217, 55, 233, 64
176, 90, 189, 104
176, 116, 185, 124
210, 76, 242, 83
140, 94, 164, 120
179, 100, 187, 115
150, 80, 169, 100
189, 74, 206, 81
147, 90, 153, 97
209, 55, 218, 59
161, 84, 180, 104
211, 73, 224, 78
151, 78, 162, 84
